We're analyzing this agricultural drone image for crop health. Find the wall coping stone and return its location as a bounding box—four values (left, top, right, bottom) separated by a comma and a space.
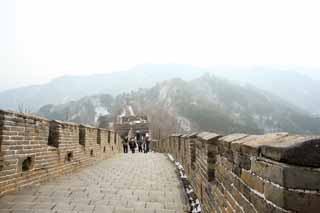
181, 134, 190, 138
51, 120, 80, 127
79, 124, 97, 129
97, 128, 111, 131
0, 109, 49, 121
187, 132, 198, 138
197, 132, 221, 142
171, 133, 182, 137
240, 132, 289, 156
260, 135, 320, 167
219, 134, 249, 143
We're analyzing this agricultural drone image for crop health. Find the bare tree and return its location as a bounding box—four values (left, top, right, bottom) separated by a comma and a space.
18, 104, 32, 114
65, 109, 70, 121
144, 104, 178, 140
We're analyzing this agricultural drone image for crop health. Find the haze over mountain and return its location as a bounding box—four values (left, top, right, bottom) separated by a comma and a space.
38, 74, 320, 135
1, 64, 320, 116
0, 64, 207, 111
212, 68, 320, 114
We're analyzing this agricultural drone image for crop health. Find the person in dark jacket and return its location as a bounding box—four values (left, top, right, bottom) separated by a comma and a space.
137, 133, 143, 152
122, 136, 128, 153
129, 138, 136, 153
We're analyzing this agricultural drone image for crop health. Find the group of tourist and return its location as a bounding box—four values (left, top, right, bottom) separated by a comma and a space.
122, 131, 151, 154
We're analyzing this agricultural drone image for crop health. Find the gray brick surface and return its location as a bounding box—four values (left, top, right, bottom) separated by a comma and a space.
0, 153, 188, 213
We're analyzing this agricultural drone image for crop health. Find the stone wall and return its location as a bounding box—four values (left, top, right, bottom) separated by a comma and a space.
153, 132, 320, 213
0, 109, 122, 197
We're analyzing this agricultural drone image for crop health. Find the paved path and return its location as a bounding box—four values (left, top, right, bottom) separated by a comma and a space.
0, 153, 188, 213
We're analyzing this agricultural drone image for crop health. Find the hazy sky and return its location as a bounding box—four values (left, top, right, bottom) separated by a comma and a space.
1, 0, 320, 91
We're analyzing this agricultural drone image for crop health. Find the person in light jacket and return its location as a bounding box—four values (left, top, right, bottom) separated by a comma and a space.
144, 136, 150, 153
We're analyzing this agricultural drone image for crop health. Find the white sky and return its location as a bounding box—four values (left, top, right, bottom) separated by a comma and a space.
1, 0, 320, 91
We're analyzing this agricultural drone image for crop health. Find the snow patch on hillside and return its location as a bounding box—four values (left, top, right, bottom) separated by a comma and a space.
71, 112, 81, 120
94, 99, 110, 122
128, 105, 134, 116
159, 85, 173, 107
177, 116, 192, 132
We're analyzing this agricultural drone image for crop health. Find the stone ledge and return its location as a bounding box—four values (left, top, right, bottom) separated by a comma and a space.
252, 157, 320, 191
0, 109, 49, 122
197, 132, 221, 143
260, 135, 320, 167
170, 133, 182, 137
264, 181, 320, 213
241, 133, 289, 156
181, 134, 189, 139
51, 120, 80, 127
219, 134, 249, 145
79, 124, 97, 129
187, 132, 198, 139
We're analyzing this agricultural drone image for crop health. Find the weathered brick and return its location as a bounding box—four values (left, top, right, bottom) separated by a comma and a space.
264, 182, 320, 213
231, 135, 260, 153
240, 169, 264, 194
224, 188, 243, 213
241, 133, 288, 156
0, 109, 122, 197
252, 158, 320, 191
233, 152, 251, 170
229, 185, 257, 213
261, 135, 320, 167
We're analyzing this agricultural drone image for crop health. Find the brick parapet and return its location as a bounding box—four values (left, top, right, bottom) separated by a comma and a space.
154, 131, 320, 213
0, 109, 122, 197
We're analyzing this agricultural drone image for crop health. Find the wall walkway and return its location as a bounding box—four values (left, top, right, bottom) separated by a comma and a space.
0, 152, 187, 213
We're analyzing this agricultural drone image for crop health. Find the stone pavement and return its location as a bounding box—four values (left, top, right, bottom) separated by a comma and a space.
0, 153, 188, 213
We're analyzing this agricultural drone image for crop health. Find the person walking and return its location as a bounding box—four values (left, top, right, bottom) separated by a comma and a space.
144, 135, 151, 153
122, 136, 128, 153
129, 137, 136, 153
137, 133, 143, 152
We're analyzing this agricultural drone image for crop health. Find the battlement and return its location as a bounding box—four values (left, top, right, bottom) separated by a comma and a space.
0, 109, 122, 197
153, 132, 320, 213
1, 108, 320, 212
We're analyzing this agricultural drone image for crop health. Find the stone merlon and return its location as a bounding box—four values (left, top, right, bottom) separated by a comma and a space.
260, 135, 320, 167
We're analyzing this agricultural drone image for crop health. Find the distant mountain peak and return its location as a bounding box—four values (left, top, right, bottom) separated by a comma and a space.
1, 64, 319, 116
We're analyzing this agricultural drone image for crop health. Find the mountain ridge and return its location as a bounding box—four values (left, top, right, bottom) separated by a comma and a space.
1, 64, 320, 115
37, 74, 320, 136
0, 64, 207, 111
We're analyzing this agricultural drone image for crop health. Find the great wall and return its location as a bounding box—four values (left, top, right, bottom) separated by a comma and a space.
0, 108, 320, 212
153, 132, 320, 212
0, 109, 123, 197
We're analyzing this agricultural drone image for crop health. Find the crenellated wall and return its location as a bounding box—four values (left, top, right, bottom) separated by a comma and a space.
0, 109, 122, 197
153, 132, 320, 213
